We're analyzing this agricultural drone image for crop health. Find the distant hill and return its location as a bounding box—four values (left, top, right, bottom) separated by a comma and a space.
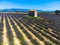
0, 8, 54, 12
0, 9, 29, 12
0, 8, 45, 12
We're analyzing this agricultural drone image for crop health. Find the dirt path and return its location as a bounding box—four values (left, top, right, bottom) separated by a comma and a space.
3, 15, 9, 45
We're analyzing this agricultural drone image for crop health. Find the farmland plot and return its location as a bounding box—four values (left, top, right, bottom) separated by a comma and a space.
0, 13, 60, 45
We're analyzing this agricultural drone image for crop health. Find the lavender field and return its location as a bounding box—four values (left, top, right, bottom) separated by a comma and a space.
0, 13, 60, 45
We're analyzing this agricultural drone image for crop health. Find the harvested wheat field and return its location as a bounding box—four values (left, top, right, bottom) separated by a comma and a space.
0, 13, 60, 45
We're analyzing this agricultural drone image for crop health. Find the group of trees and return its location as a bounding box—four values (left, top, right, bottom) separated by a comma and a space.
55, 10, 60, 14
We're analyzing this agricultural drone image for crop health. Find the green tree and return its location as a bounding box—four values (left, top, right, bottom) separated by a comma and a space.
55, 10, 60, 15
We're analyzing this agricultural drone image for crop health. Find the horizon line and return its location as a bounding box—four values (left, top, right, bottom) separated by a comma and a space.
0, 8, 60, 11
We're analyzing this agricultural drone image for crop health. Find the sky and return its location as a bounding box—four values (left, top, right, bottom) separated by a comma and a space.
0, 0, 60, 11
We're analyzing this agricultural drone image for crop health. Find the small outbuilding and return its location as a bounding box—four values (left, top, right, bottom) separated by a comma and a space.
28, 10, 37, 17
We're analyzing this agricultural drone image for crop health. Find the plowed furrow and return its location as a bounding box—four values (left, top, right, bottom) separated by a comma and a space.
9, 16, 33, 45
7, 16, 21, 45
14, 17, 45, 45
17, 17, 56, 45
